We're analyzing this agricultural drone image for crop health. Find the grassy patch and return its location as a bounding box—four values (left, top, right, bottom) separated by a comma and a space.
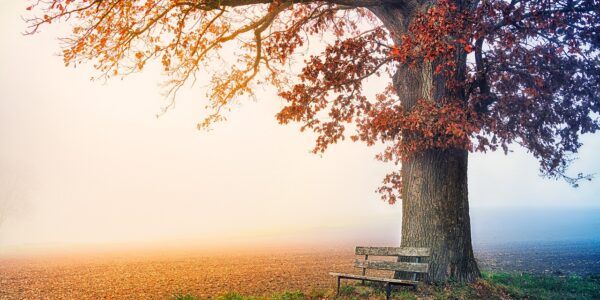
483, 272, 600, 300
173, 295, 199, 300
173, 290, 324, 300
172, 272, 600, 300
270, 291, 307, 300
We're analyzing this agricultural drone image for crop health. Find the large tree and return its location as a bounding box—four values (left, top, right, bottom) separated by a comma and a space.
27, 0, 600, 283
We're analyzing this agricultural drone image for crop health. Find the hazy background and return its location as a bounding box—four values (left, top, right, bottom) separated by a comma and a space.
1, 1, 599, 256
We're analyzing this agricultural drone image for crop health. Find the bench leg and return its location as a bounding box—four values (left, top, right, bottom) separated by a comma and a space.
336, 276, 341, 296
385, 283, 391, 300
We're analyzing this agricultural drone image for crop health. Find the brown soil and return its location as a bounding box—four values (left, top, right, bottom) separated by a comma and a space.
0, 248, 355, 299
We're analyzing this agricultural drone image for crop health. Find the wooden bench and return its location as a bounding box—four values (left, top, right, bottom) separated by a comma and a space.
329, 246, 431, 299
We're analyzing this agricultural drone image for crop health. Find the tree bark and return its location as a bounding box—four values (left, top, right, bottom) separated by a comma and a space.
401, 148, 480, 283
370, 2, 481, 283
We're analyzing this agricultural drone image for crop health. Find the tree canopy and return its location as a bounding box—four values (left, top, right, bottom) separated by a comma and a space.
27, 0, 600, 203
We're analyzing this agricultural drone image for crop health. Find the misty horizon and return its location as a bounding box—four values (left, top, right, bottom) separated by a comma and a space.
1, 206, 598, 256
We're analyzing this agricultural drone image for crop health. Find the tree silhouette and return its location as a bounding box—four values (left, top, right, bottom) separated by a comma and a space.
0, 165, 30, 232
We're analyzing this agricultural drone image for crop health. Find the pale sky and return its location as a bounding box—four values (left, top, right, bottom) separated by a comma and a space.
0, 1, 599, 254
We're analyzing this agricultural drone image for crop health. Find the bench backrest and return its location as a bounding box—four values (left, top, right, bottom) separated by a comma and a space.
354, 246, 430, 277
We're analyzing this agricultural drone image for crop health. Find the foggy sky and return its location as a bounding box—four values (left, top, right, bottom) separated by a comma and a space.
0, 1, 599, 254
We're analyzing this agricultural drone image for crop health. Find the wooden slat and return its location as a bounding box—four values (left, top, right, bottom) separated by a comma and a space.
354, 259, 429, 273
355, 246, 430, 257
329, 272, 419, 285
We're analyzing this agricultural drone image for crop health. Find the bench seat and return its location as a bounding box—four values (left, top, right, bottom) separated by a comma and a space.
328, 272, 419, 285
329, 246, 430, 299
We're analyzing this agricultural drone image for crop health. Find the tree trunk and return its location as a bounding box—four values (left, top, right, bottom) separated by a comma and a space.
401, 148, 480, 283
370, 2, 481, 283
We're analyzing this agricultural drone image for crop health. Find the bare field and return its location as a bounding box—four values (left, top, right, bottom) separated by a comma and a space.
1, 242, 598, 299
0, 248, 356, 299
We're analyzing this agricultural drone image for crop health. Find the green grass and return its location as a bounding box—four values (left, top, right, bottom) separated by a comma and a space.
173, 291, 310, 300
172, 272, 600, 300
483, 272, 600, 300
